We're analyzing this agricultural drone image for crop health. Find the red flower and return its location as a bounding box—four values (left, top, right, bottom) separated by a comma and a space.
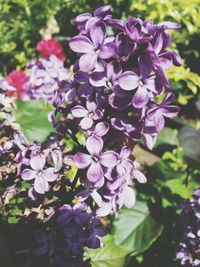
36, 37, 67, 62
6, 70, 28, 99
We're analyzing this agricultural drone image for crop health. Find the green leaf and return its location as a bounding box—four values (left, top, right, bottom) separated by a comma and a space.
14, 100, 54, 143
155, 127, 178, 147
112, 201, 163, 256
85, 235, 129, 267
165, 178, 198, 199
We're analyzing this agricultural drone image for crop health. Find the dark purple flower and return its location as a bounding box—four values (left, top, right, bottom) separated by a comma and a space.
57, 203, 90, 227
124, 17, 152, 44
74, 136, 118, 183
74, 5, 112, 32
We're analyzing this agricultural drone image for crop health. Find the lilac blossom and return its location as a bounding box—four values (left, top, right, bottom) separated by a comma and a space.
71, 101, 103, 130
74, 136, 118, 183
57, 203, 105, 256
176, 188, 200, 267
21, 153, 58, 194
69, 21, 117, 72
25, 55, 69, 102
147, 92, 180, 132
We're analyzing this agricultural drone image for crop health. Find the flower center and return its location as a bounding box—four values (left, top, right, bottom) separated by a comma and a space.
37, 170, 43, 176
92, 155, 99, 162
106, 81, 112, 89
88, 112, 94, 118
138, 80, 144, 87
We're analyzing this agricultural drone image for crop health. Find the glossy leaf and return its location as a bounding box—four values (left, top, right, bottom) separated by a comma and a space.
85, 235, 129, 267
112, 201, 163, 256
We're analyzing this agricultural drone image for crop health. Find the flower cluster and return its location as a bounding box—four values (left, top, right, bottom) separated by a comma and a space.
25, 55, 69, 102
17, 141, 63, 197
2, 5, 182, 265
0, 79, 24, 182
176, 188, 200, 267
50, 5, 180, 217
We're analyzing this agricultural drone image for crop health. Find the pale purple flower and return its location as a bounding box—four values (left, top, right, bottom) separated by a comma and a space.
21, 153, 58, 194
118, 70, 159, 108
69, 21, 117, 72
71, 101, 103, 130
88, 122, 109, 138
74, 136, 118, 183
25, 55, 69, 102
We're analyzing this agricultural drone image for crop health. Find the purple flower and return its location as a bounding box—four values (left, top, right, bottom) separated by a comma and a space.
62, 226, 88, 255
117, 69, 159, 108
87, 218, 105, 248
147, 92, 180, 132
21, 153, 58, 194
125, 17, 152, 44
89, 61, 122, 92
71, 101, 103, 130
74, 136, 118, 183
69, 21, 117, 72
176, 187, 200, 267
74, 5, 112, 32
57, 203, 90, 227
88, 122, 109, 138
25, 55, 69, 102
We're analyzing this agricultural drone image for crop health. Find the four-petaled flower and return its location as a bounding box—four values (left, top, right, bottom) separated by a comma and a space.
21, 153, 58, 194
71, 101, 103, 130
69, 21, 116, 72
74, 136, 118, 183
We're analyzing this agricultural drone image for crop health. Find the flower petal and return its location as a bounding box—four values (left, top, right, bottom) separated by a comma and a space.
87, 162, 104, 182
99, 42, 117, 59
96, 202, 112, 217
94, 122, 109, 137
79, 53, 97, 72
30, 153, 46, 171
89, 71, 107, 87
21, 169, 37, 180
100, 151, 118, 168
71, 105, 88, 118
118, 71, 139, 91
69, 36, 94, 53
123, 186, 136, 208
86, 101, 97, 112
80, 116, 93, 130
42, 167, 58, 182
161, 106, 180, 118
132, 86, 149, 108
86, 136, 103, 155
90, 21, 106, 48
34, 177, 49, 194
74, 153, 91, 168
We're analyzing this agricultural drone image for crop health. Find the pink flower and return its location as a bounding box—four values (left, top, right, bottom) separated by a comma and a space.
36, 37, 67, 62
6, 70, 28, 99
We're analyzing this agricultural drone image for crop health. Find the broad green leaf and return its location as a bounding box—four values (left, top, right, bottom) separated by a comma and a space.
14, 100, 54, 143
85, 235, 129, 267
112, 201, 163, 256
